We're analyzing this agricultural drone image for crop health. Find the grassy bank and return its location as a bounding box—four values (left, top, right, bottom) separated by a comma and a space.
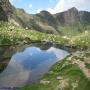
0, 22, 69, 45
0, 22, 90, 49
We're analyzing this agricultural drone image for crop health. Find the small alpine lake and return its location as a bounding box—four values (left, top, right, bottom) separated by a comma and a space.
0, 43, 69, 89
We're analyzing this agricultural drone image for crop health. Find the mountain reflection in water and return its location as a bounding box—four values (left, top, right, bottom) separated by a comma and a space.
0, 45, 69, 88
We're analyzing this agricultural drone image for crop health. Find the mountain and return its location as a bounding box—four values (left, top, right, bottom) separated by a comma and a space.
0, 0, 90, 34
55, 7, 80, 26
79, 11, 90, 25
55, 7, 90, 26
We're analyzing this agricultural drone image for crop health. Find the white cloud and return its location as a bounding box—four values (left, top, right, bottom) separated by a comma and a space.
71, 0, 85, 9
47, 0, 86, 14
10, 0, 13, 3
47, 47, 69, 59
47, 0, 65, 14
36, 9, 42, 13
29, 4, 32, 8
54, 0, 65, 13
47, 8, 55, 14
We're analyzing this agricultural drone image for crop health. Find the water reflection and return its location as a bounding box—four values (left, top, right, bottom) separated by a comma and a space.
0, 46, 69, 88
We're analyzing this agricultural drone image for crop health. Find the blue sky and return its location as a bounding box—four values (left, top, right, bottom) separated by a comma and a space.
10, 0, 90, 14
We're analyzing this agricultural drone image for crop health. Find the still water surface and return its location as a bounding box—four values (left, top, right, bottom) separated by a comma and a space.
0, 44, 69, 88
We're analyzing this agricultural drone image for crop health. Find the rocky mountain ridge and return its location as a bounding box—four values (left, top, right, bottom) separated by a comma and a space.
0, 0, 90, 34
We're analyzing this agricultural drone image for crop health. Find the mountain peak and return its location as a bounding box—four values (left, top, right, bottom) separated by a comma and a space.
55, 7, 80, 26
36, 10, 52, 17
39, 10, 51, 15
68, 7, 78, 12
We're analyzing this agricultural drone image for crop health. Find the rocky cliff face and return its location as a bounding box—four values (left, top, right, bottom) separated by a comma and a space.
0, 5, 8, 21
55, 7, 80, 26
55, 7, 90, 26
0, 0, 22, 26
0, 0, 14, 20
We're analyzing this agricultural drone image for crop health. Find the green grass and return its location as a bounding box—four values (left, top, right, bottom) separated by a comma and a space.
58, 26, 81, 36
85, 63, 90, 69
69, 31, 90, 49
58, 26, 90, 49
0, 22, 69, 45
0, 22, 90, 50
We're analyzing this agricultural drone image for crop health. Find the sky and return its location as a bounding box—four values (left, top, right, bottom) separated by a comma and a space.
10, 0, 90, 14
